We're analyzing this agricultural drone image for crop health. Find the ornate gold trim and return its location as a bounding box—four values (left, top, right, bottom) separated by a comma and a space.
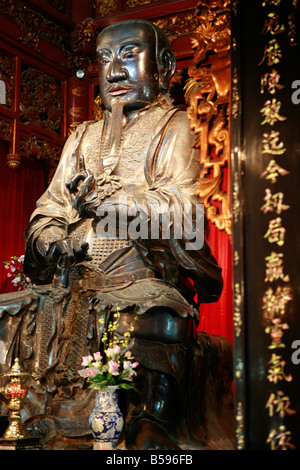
185, 0, 231, 235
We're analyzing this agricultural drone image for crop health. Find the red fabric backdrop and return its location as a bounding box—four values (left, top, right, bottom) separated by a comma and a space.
199, 223, 233, 343
0, 139, 45, 294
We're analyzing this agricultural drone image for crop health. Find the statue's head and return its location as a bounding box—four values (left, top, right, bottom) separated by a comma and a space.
96, 20, 176, 114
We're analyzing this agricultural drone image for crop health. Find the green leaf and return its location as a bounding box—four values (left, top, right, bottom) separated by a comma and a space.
119, 383, 134, 390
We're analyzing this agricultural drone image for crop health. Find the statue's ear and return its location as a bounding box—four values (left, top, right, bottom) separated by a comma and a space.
158, 49, 176, 94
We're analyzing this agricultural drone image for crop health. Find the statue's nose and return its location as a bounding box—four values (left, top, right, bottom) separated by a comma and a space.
106, 58, 128, 83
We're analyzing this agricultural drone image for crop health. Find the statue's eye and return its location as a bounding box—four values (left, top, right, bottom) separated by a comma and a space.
122, 46, 142, 59
98, 57, 110, 65
97, 51, 110, 65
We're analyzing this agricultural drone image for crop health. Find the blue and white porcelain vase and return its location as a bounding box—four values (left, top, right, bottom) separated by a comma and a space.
89, 386, 124, 450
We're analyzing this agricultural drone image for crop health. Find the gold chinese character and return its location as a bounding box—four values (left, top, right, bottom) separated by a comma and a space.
234, 283, 243, 337
262, 286, 293, 321
262, 131, 286, 155
288, 11, 297, 46
267, 353, 292, 383
267, 426, 295, 450
265, 317, 289, 348
261, 159, 289, 184
264, 217, 286, 246
262, 12, 285, 35
260, 69, 285, 95
261, 189, 290, 214
266, 391, 296, 418
265, 251, 290, 283
259, 39, 282, 66
261, 99, 286, 126
262, 0, 282, 5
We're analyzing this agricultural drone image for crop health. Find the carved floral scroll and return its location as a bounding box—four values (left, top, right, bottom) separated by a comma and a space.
185, 0, 231, 235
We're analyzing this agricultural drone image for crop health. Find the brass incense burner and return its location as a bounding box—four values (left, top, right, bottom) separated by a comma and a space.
0, 358, 33, 439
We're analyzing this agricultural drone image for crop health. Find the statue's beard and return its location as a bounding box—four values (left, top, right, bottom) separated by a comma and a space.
107, 98, 125, 154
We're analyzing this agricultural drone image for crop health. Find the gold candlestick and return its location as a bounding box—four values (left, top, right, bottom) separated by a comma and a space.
0, 358, 31, 439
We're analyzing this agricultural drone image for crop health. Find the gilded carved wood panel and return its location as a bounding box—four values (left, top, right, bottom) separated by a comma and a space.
184, 0, 232, 235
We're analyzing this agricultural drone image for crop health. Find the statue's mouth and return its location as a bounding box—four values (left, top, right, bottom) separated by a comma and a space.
106, 84, 134, 96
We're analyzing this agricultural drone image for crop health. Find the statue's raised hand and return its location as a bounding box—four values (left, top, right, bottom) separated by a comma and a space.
66, 156, 122, 219
65, 156, 98, 218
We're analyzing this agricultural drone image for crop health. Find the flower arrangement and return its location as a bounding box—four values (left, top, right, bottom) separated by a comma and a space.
78, 304, 139, 390
3, 255, 32, 290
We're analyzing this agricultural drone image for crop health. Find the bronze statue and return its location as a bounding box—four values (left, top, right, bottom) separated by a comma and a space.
17, 20, 231, 450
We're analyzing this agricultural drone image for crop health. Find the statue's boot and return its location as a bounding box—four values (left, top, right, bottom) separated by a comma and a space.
124, 367, 183, 450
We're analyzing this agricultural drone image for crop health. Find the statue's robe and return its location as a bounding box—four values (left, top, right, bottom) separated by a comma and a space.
0, 97, 233, 447
24, 96, 222, 305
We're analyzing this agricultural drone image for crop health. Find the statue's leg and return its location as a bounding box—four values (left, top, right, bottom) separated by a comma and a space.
116, 307, 194, 450
124, 366, 182, 450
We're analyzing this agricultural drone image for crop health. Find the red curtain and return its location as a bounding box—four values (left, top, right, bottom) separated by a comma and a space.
199, 222, 233, 343
0, 140, 45, 294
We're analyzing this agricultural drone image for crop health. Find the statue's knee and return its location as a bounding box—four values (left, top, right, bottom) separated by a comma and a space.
117, 307, 194, 344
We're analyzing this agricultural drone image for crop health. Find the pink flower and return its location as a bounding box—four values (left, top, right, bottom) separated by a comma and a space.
93, 351, 102, 362
128, 369, 137, 378
106, 345, 121, 358
81, 355, 93, 366
123, 360, 139, 377
108, 360, 119, 376
87, 368, 98, 377
123, 360, 132, 370
78, 367, 98, 378
106, 348, 114, 358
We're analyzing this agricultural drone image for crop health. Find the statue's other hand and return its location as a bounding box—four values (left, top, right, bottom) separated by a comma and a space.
47, 238, 91, 287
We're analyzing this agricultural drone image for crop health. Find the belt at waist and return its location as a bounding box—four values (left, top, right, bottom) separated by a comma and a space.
53, 268, 155, 291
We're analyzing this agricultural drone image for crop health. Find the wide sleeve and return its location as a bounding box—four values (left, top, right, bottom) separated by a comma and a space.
23, 122, 89, 283
145, 110, 223, 304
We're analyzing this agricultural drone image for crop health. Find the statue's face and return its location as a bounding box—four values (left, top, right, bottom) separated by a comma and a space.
96, 23, 161, 114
